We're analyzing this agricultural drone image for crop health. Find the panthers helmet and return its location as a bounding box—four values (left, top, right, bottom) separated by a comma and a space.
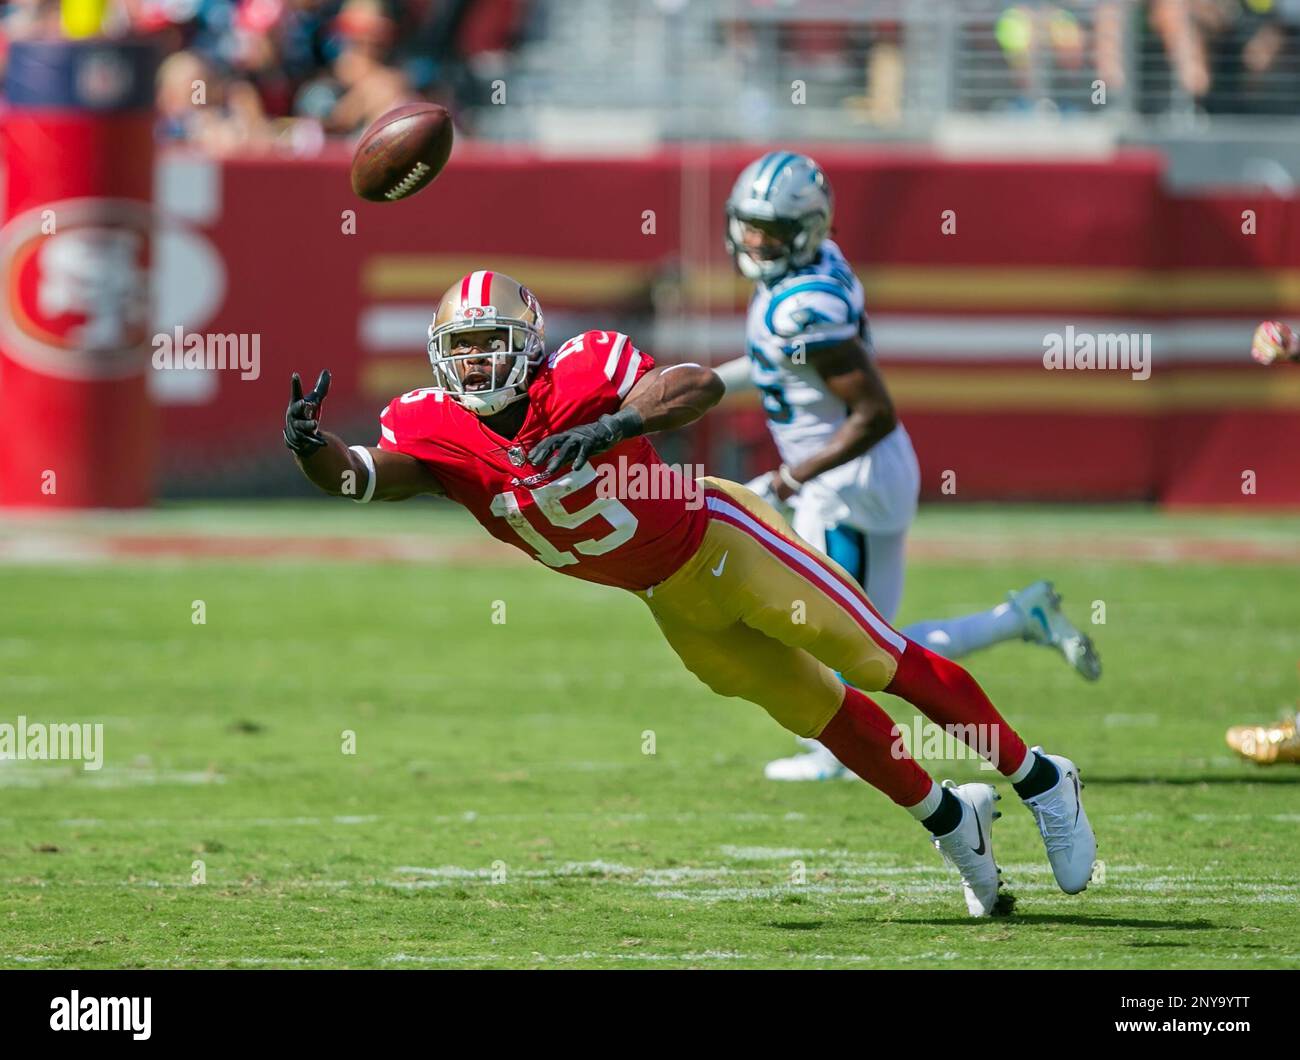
426, 270, 545, 416
725, 152, 833, 282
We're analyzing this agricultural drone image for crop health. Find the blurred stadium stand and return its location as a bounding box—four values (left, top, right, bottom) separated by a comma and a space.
2, 0, 1299, 505
2, 1, 1296, 167
479, 0, 1300, 183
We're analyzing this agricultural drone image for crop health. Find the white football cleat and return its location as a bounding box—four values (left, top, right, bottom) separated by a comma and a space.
1009, 580, 1101, 681
932, 782, 1012, 917
763, 737, 851, 781
1021, 749, 1096, 894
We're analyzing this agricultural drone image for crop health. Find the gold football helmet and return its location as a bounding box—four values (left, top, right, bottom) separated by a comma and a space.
426, 270, 545, 416
1226, 711, 1300, 765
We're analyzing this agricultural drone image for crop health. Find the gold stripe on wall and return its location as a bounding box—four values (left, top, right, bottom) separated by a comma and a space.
886, 367, 1300, 410
363, 257, 654, 302
364, 256, 1300, 312
858, 268, 1300, 313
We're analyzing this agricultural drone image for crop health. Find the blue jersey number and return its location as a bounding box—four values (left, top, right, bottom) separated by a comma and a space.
747, 343, 794, 424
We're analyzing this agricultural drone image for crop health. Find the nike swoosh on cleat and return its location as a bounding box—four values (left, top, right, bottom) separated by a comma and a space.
1029, 606, 1053, 640
711, 552, 728, 577
1069, 771, 1080, 824
970, 806, 986, 856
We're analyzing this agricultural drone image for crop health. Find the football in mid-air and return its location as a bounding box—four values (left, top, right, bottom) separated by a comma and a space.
350, 102, 453, 203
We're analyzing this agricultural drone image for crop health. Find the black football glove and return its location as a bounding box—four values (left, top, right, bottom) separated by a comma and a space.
527, 407, 644, 475
284, 370, 332, 456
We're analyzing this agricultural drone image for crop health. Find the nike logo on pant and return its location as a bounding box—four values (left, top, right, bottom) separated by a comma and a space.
711, 552, 728, 577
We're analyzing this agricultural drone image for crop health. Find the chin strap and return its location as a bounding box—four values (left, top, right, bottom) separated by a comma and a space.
463, 383, 527, 416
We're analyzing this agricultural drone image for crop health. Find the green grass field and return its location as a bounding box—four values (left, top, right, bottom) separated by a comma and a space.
2, 503, 1298, 968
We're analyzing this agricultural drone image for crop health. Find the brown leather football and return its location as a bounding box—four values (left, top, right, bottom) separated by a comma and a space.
350, 102, 453, 203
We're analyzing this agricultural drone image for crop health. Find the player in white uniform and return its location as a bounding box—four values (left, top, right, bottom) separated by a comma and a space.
715, 152, 1102, 781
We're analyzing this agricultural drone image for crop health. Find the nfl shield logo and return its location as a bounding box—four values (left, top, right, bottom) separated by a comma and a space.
508, 446, 526, 467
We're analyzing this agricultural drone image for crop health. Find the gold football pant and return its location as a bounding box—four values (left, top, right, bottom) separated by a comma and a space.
636, 477, 909, 738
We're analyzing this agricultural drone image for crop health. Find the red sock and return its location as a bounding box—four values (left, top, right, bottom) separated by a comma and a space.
817, 686, 935, 807
884, 643, 1029, 777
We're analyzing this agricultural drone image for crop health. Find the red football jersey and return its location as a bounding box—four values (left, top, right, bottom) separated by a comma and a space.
377, 330, 708, 591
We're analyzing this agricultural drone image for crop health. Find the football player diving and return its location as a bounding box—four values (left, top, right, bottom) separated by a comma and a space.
284, 269, 1097, 916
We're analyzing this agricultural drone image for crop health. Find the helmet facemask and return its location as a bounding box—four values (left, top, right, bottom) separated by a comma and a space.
724, 153, 834, 283
426, 318, 544, 417
725, 211, 813, 282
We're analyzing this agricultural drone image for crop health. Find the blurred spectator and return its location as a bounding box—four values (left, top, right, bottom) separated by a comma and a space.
6, 0, 1289, 145
1147, 0, 1300, 115
294, 0, 414, 134
1149, 0, 1218, 104
156, 47, 275, 153
993, 4, 1088, 111
0, 0, 61, 80
0, 0, 59, 38
0, 0, 536, 149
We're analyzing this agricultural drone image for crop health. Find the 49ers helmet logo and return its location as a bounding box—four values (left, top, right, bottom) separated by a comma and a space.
519, 285, 542, 324
0, 197, 153, 379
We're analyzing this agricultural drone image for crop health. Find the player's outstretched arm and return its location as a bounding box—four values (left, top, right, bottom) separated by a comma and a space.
622, 363, 727, 433
527, 364, 724, 475
771, 336, 896, 498
284, 370, 444, 501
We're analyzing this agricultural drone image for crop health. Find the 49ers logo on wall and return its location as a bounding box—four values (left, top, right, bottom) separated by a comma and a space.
0, 197, 153, 380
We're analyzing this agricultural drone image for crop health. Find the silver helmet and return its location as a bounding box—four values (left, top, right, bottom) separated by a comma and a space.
725, 152, 833, 282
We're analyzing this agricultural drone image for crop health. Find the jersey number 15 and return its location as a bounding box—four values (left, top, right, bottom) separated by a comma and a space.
489, 462, 638, 567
